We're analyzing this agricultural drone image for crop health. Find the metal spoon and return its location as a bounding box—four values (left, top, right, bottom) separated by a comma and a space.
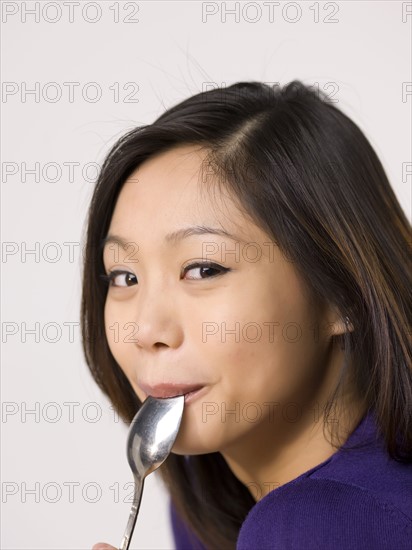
119, 394, 185, 550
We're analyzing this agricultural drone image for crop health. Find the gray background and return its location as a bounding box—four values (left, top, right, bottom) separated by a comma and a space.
1, 1, 411, 549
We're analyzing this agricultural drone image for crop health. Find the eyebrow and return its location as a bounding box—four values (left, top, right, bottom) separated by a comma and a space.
101, 225, 246, 250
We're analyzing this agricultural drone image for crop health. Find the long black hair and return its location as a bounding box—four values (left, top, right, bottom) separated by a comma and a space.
81, 80, 412, 549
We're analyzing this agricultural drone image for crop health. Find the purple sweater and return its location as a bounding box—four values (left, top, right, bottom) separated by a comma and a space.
169, 411, 412, 549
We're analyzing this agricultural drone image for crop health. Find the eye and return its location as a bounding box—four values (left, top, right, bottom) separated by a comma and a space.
100, 270, 137, 288
182, 261, 230, 280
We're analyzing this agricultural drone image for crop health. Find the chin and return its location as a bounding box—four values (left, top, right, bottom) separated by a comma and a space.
170, 422, 222, 456
171, 441, 218, 456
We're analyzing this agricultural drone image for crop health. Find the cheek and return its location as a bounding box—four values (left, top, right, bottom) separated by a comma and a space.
104, 299, 138, 385
198, 287, 324, 404
104, 299, 119, 357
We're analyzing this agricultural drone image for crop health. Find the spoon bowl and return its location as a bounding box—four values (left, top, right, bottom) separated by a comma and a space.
119, 394, 185, 550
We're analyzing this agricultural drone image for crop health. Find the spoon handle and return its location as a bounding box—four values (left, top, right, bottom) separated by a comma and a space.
118, 477, 145, 550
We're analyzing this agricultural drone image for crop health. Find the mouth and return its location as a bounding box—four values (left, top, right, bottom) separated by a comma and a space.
138, 381, 205, 400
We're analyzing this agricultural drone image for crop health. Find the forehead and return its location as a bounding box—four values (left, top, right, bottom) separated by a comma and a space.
108, 144, 266, 243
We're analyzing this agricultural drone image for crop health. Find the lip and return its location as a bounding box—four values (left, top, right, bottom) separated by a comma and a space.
138, 381, 206, 399
183, 386, 207, 404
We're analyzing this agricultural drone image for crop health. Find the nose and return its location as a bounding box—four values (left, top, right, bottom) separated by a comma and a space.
132, 281, 184, 352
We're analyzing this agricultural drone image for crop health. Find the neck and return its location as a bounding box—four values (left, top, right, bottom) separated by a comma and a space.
220, 346, 365, 502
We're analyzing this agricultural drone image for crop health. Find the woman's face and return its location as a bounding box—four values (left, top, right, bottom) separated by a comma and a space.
103, 144, 343, 455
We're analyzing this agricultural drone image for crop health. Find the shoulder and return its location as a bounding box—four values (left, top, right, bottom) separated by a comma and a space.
237, 475, 412, 550
237, 412, 412, 550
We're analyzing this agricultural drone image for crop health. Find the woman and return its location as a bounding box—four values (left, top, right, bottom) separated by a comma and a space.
83, 81, 412, 549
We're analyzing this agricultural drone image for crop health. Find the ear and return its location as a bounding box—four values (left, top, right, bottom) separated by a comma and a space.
322, 305, 354, 337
